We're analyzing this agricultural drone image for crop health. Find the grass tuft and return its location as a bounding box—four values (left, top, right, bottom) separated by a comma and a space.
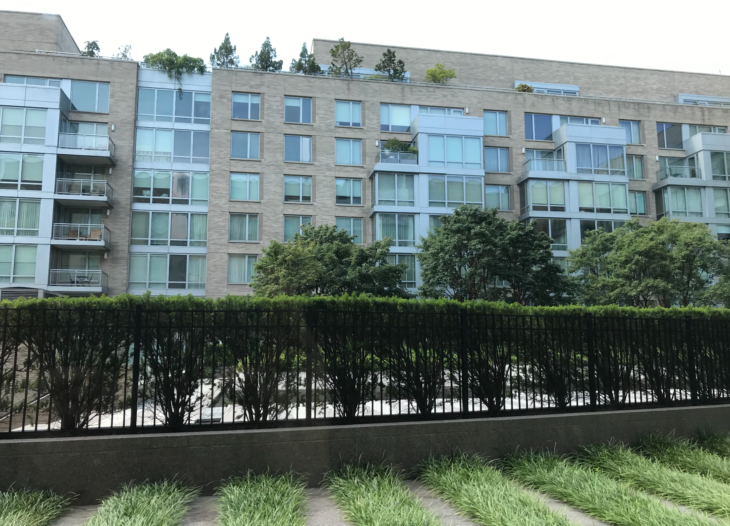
216, 472, 306, 526
0, 488, 72, 526
84, 480, 197, 526
419, 453, 571, 526
575, 441, 730, 519
637, 433, 730, 484
324, 463, 440, 526
698, 431, 730, 459
502, 450, 716, 526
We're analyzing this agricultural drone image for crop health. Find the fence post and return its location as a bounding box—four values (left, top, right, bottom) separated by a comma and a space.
460, 308, 469, 418
685, 316, 699, 406
129, 304, 142, 430
585, 313, 597, 412
304, 306, 315, 425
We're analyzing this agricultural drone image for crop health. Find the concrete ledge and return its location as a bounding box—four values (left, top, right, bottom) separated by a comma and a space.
2, 405, 729, 504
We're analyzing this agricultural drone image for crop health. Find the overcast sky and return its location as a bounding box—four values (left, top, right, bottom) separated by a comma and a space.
2, 0, 729, 77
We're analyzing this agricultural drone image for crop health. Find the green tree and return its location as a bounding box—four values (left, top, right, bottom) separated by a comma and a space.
210, 33, 239, 68
113, 45, 132, 60
143, 49, 206, 86
251, 224, 408, 297
81, 40, 100, 57
423, 63, 456, 84
418, 206, 570, 304
328, 38, 363, 78
249, 37, 283, 72
515, 83, 535, 92
374, 48, 406, 81
290, 43, 321, 75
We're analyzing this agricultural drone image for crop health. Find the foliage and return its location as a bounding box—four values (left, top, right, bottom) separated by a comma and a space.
80, 40, 99, 57
418, 206, 572, 305
142, 49, 206, 90
251, 224, 408, 298
113, 45, 132, 60
374, 48, 406, 81
249, 37, 283, 72
289, 43, 321, 75
217, 472, 306, 526
382, 137, 417, 153
0, 489, 72, 526
515, 83, 534, 92
568, 218, 730, 307
637, 433, 730, 484
210, 33, 239, 68
328, 38, 363, 78
423, 63, 456, 84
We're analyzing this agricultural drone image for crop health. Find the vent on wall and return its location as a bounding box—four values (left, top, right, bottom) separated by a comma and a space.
0, 288, 41, 301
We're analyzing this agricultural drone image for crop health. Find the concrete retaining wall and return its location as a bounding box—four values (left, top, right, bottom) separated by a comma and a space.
2, 405, 729, 504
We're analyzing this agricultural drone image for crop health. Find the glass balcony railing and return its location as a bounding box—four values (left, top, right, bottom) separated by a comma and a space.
377, 150, 418, 164
658, 166, 701, 180
52, 223, 111, 244
55, 179, 113, 202
58, 133, 116, 156
522, 159, 566, 174
49, 269, 108, 289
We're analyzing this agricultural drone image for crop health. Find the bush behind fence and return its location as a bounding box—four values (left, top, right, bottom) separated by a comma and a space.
1, 294, 730, 436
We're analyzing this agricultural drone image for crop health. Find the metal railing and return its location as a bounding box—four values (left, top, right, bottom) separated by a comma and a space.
58, 133, 116, 156
0, 306, 728, 437
49, 269, 108, 288
378, 150, 418, 164
55, 179, 113, 203
52, 223, 111, 244
658, 166, 702, 180
522, 159, 567, 174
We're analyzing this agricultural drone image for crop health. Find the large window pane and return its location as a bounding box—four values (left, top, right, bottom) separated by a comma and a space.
13, 245, 36, 283
71, 81, 98, 112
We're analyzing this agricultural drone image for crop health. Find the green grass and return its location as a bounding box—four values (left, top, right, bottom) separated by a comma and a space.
0, 488, 72, 526
698, 431, 730, 459
502, 451, 716, 526
84, 480, 197, 526
637, 433, 730, 484
575, 442, 730, 519
324, 463, 440, 526
419, 454, 572, 526
216, 472, 306, 526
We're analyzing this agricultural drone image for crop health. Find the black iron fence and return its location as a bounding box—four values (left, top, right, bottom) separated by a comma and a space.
1, 306, 729, 437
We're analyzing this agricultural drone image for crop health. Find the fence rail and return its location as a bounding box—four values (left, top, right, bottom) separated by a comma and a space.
1, 306, 728, 438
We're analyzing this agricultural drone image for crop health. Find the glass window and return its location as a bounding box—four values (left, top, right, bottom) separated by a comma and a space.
0, 245, 37, 283
4, 76, 60, 87
485, 185, 510, 211
71, 81, 109, 113
483, 111, 507, 136
658, 156, 699, 179
627, 155, 644, 179
283, 215, 312, 241
620, 120, 641, 144
428, 176, 482, 207
335, 178, 362, 205
559, 116, 600, 126
657, 123, 683, 149
690, 125, 727, 136
428, 136, 481, 169
0, 153, 43, 190
134, 128, 173, 162
521, 180, 565, 213
578, 182, 628, 213
335, 217, 363, 244
230, 173, 259, 200
0, 199, 40, 236
228, 254, 257, 284
419, 106, 463, 116
0, 107, 46, 145
137, 88, 210, 123
576, 144, 626, 175
129, 254, 205, 290
524, 113, 553, 141
284, 175, 312, 203
231, 132, 260, 160
712, 152, 730, 180
629, 191, 646, 215
172, 130, 209, 163
525, 148, 565, 171
232, 93, 261, 120
580, 220, 625, 244
380, 104, 411, 132
714, 189, 730, 218
130, 212, 207, 246
376, 173, 414, 206
375, 213, 415, 247
657, 187, 703, 218
133, 170, 207, 205
484, 147, 509, 172
428, 215, 443, 231
385, 254, 416, 289
335, 101, 361, 127
193, 93, 211, 124
284, 135, 312, 162
335, 139, 362, 165
533, 218, 568, 250
284, 97, 312, 124
718, 226, 730, 242
229, 214, 259, 241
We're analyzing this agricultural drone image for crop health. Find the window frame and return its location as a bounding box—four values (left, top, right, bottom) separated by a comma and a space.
559, 116, 600, 126
283, 175, 312, 203
0, 153, 43, 190
229, 213, 259, 242
657, 122, 684, 150
428, 175, 483, 207
580, 220, 626, 244
128, 253, 206, 290
576, 143, 627, 175
0, 198, 41, 236
137, 88, 211, 124
335, 178, 362, 205
485, 185, 510, 211
578, 182, 629, 213
690, 125, 727, 136
70, 81, 110, 113
130, 211, 208, 247
385, 253, 417, 290
230, 173, 260, 201
380, 103, 411, 132
520, 180, 566, 214
524, 113, 553, 141
335, 217, 363, 244
283, 135, 312, 162
132, 170, 209, 205
232, 93, 261, 120
484, 147, 509, 173
171, 130, 210, 164
0, 106, 47, 145
284, 96, 312, 124
483, 110, 508, 136
629, 191, 646, 215
620, 120, 641, 144
419, 106, 463, 116
283, 215, 312, 242
4, 76, 60, 87
711, 152, 730, 180
627, 154, 644, 180
658, 186, 704, 218
374, 213, 416, 247
373, 173, 415, 206
428, 135, 482, 169
0, 244, 37, 283
228, 254, 257, 284
334, 100, 361, 127
230, 131, 261, 160
532, 218, 568, 250
334, 138, 362, 166
714, 188, 730, 218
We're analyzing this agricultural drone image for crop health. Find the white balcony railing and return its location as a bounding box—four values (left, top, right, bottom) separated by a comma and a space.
52, 223, 111, 244
55, 179, 113, 203
58, 133, 115, 156
522, 159, 567, 175
378, 150, 418, 164
49, 269, 108, 288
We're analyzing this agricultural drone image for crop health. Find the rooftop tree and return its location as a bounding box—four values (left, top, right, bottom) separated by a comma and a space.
81, 40, 100, 57
328, 38, 363, 78
374, 48, 406, 81
424, 63, 456, 84
249, 37, 283, 72
210, 33, 239, 68
143, 49, 206, 91
290, 42, 321, 75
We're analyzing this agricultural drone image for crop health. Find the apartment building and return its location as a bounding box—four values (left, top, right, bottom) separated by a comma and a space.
1, 11, 729, 299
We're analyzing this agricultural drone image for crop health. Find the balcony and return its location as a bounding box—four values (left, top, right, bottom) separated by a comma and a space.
57, 133, 116, 165
658, 166, 701, 180
522, 159, 567, 175
51, 223, 111, 250
54, 179, 114, 207
377, 150, 418, 165
48, 269, 108, 294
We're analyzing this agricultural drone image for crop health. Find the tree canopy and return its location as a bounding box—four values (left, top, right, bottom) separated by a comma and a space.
290, 43, 321, 75
143, 49, 206, 85
374, 49, 406, 81
568, 218, 729, 307
250, 37, 283, 72
210, 33, 239, 68
418, 206, 572, 304
328, 38, 363, 78
423, 63, 456, 84
81, 41, 100, 57
251, 224, 408, 297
